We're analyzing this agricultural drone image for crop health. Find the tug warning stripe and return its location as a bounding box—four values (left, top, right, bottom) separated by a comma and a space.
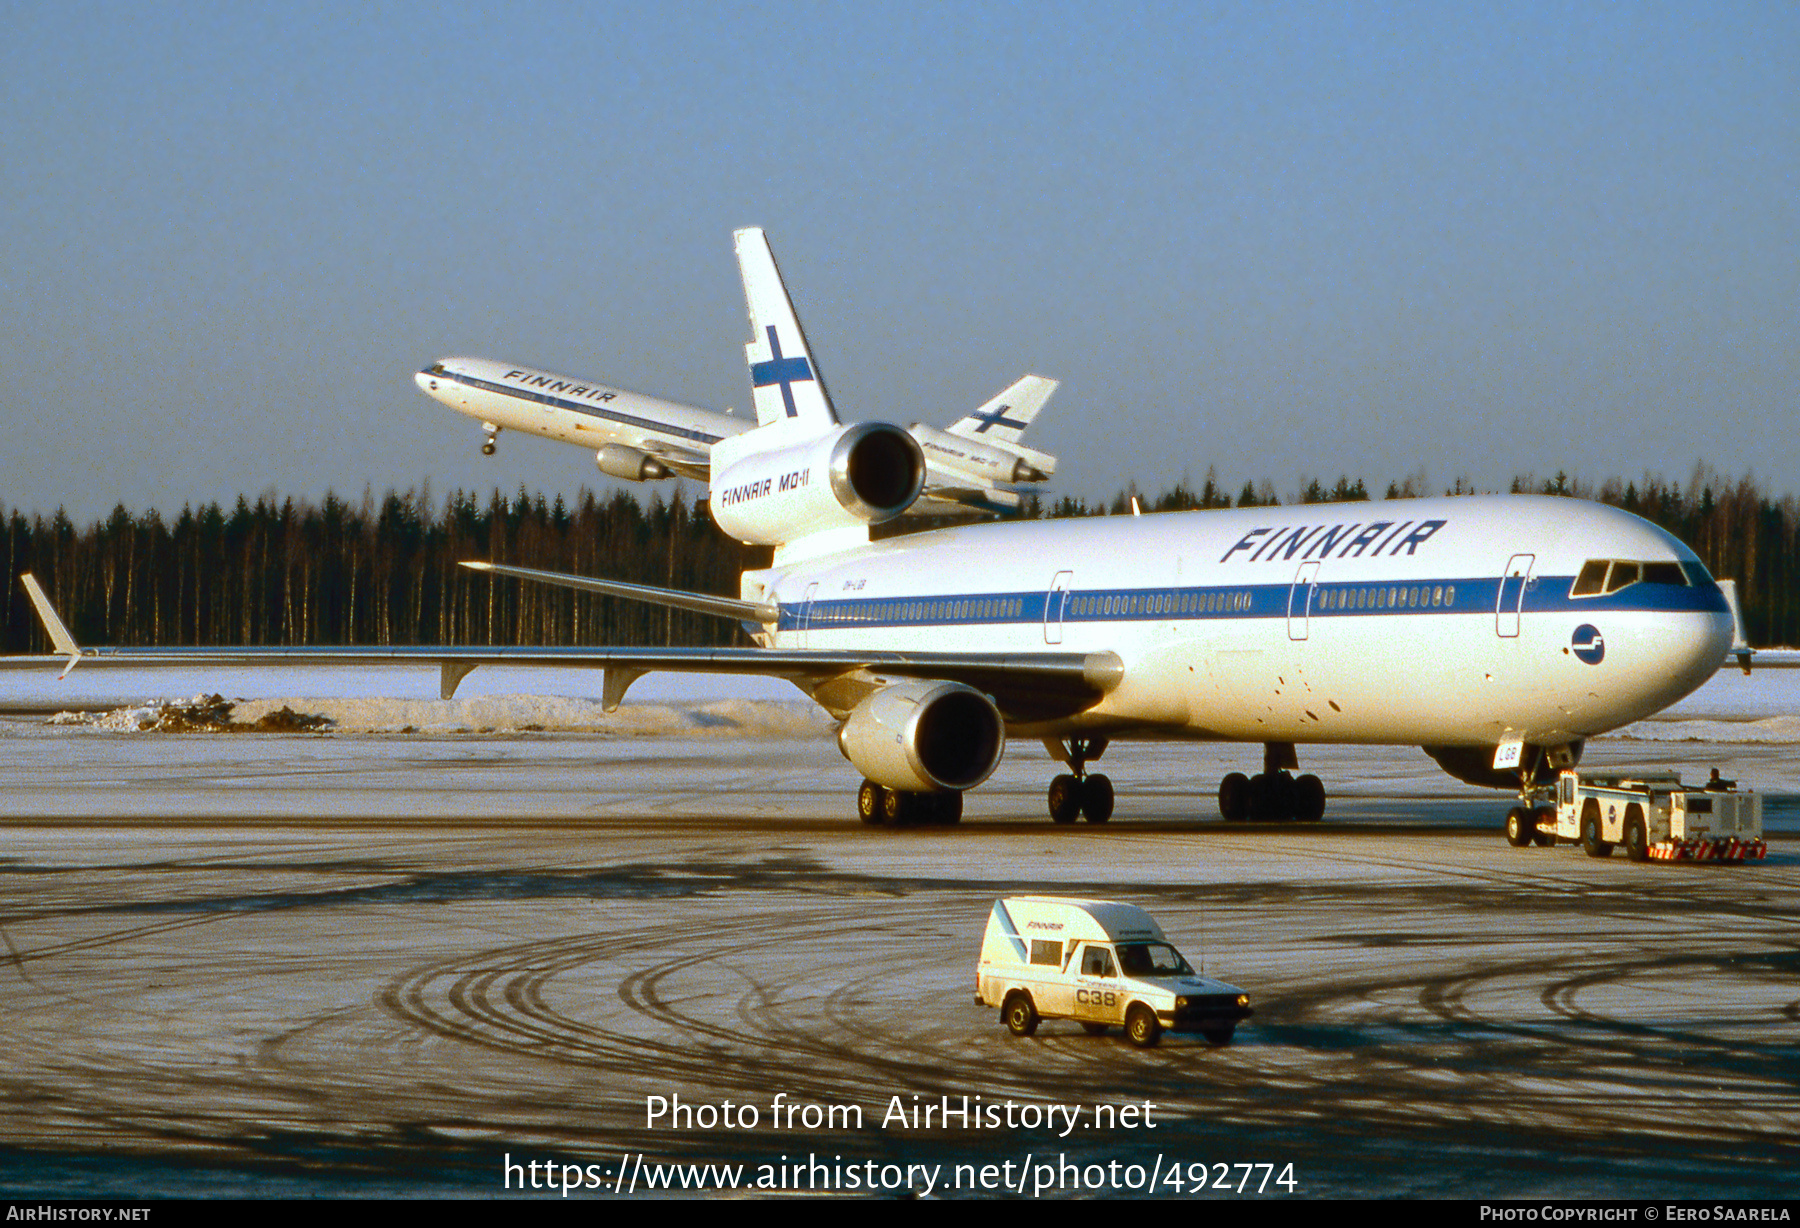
1648, 838, 1767, 862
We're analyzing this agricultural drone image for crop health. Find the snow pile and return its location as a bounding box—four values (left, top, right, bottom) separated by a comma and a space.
48, 692, 833, 737
1617, 714, 1800, 744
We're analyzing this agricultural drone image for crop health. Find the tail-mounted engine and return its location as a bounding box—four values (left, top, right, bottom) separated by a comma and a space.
907, 423, 1051, 485
709, 422, 925, 546
836, 680, 1005, 793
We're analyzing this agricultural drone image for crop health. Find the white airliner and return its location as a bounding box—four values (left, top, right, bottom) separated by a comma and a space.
7, 229, 1735, 832
414, 306, 1058, 514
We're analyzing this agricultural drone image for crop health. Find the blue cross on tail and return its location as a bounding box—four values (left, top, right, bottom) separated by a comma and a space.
750, 325, 813, 418
971, 402, 1028, 433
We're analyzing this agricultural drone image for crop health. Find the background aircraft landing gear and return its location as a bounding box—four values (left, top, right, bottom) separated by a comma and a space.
1219, 743, 1325, 822
1044, 737, 1113, 824
481, 423, 500, 456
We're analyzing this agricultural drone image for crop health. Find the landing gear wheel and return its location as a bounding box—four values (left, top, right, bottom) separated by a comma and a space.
883, 789, 918, 826
1003, 992, 1039, 1037
1623, 813, 1649, 862
932, 791, 964, 826
1081, 774, 1114, 823
1125, 1004, 1162, 1048
1581, 807, 1613, 858
1532, 807, 1556, 847
1292, 773, 1326, 822
1080, 1022, 1109, 1035
1048, 774, 1082, 824
857, 779, 886, 825
1505, 806, 1532, 848
1219, 772, 1250, 822
1201, 1026, 1236, 1047
481, 440, 496, 456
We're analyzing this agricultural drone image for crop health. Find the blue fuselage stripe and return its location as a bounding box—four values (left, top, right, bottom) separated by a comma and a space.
440, 370, 728, 447
777, 576, 1727, 632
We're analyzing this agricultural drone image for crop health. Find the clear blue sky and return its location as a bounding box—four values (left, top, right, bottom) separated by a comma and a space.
3, 1, 1794, 522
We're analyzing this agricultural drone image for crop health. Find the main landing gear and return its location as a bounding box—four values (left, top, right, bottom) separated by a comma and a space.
856, 779, 963, 827
1044, 736, 1114, 824
1218, 742, 1326, 822
481, 423, 500, 456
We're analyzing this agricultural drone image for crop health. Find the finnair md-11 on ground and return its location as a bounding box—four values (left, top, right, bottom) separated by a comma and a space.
8, 229, 1734, 834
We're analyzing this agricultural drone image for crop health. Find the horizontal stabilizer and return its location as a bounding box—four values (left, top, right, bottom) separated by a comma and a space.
461, 561, 778, 624
19, 573, 81, 678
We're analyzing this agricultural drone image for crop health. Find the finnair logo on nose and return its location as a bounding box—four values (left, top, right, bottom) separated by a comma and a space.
1572, 624, 1605, 665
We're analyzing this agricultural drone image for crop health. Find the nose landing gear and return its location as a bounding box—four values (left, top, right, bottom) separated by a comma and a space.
481, 423, 500, 456
1044, 736, 1114, 823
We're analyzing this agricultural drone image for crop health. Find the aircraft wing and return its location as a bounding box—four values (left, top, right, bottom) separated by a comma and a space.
0, 642, 1120, 724
6, 572, 1118, 723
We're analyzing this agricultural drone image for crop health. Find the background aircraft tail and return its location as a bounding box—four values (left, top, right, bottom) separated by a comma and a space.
947, 375, 1057, 446
736, 228, 839, 430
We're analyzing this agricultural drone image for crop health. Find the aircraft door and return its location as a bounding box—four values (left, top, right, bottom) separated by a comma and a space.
1287, 562, 1320, 641
1496, 554, 1535, 638
799, 582, 818, 647
1044, 571, 1073, 644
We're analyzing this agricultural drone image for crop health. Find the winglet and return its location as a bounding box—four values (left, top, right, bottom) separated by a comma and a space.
735, 228, 838, 429
19, 574, 82, 679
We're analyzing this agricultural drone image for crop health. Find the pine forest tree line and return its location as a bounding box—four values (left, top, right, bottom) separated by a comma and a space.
4, 466, 1798, 652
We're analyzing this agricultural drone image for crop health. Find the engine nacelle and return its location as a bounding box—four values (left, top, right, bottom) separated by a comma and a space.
596, 444, 671, 482
710, 422, 924, 546
907, 423, 1051, 485
836, 680, 1005, 793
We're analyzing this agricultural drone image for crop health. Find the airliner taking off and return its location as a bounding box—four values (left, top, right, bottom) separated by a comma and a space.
8, 229, 1734, 834
415, 314, 1058, 513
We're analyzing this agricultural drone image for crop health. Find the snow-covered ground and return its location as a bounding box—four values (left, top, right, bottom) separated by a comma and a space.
0, 658, 1792, 738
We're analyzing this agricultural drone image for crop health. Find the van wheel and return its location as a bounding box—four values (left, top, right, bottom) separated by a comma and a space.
1623, 808, 1649, 862
1080, 1021, 1110, 1035
1003, 992, 1039, 1037
1201, 1026, 1236, 1047
1125, 1004, 1161, 1048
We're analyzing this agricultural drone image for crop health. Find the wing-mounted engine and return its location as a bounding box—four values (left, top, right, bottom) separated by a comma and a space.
596, 443, 672, 482
836, 680, 1005, 793
709, 421, 925, 547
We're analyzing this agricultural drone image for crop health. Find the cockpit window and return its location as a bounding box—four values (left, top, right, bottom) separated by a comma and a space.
1572, 558, 1692, 598
1572, 560, 1609, 596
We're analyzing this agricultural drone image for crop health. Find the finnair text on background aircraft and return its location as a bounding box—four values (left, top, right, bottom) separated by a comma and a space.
9, 228, 1734, 832
414, 353, 1059, 515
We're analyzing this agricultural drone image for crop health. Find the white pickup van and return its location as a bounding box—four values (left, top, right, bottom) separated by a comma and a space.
977, 897, 1252, 1047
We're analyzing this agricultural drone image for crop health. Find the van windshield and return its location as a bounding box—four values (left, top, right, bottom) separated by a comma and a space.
1116, 942, 1192, 977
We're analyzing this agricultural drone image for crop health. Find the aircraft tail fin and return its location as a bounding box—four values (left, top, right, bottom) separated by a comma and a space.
735, 228, 839, 429
19, 573, 82, 679
947, 374, 1058, 445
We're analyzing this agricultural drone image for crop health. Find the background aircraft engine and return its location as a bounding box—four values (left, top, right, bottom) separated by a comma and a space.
710, 422, 925, 545
596, 444, 671, 482
907, 423, 1049, 484
836, 680, 1005, 793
